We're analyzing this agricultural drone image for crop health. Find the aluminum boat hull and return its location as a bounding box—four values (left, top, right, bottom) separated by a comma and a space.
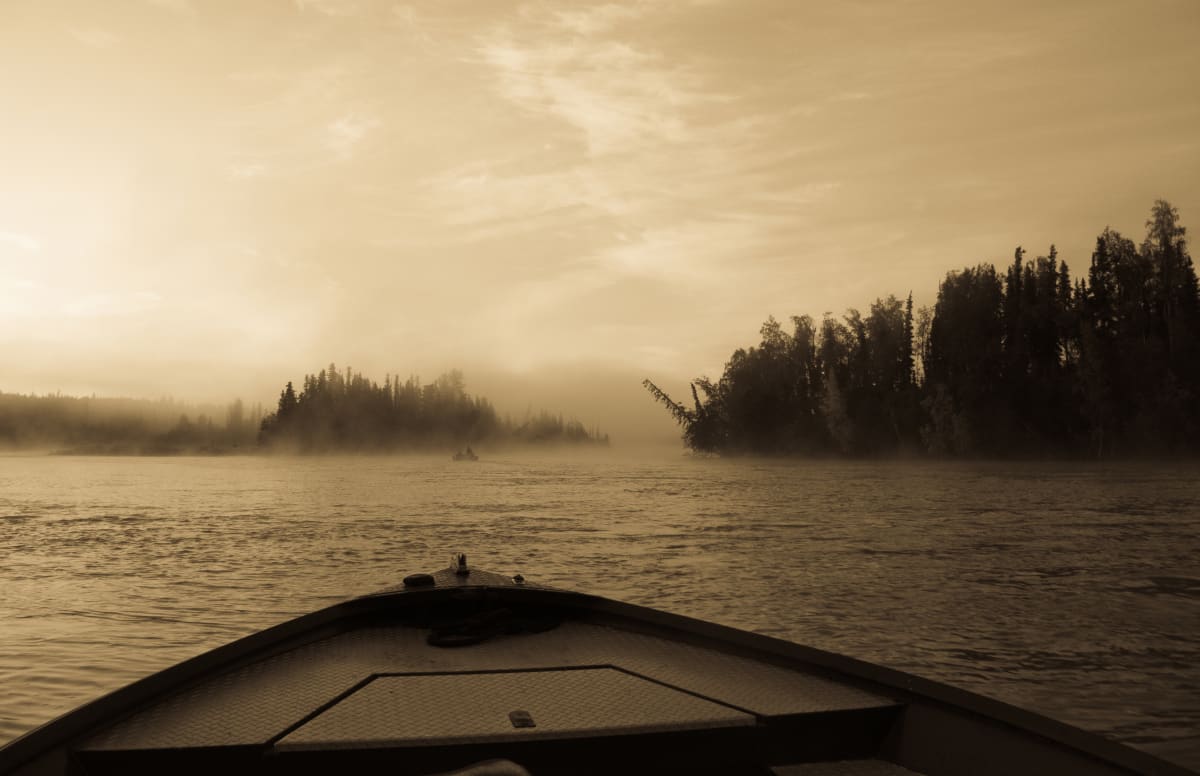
0, 566, 1192, 776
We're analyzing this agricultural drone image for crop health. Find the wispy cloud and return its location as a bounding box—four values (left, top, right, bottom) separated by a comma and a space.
598, 219, 770, 284
0, 230, 42, 253
228, 162, 267, 179
68, 27, 119, 49
60, 291, 162, 318
446, 4, 746, 233
391, 4, 418, 26
424, 161, 599, 229
428, 0, 845, 320
478, 28, 705, 157
552, 4, 643, 36
472, 1, 749, 163
144, 0, 195, 13
295, 0, 362, 17
324, 114, 381, 160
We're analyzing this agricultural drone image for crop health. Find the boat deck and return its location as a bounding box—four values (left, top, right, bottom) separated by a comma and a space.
78, 610, 904, 774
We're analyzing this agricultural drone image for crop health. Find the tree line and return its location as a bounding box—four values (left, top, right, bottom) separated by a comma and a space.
0, 393, 263, 453
257, 364, 608, 451
1, 367, 608, 454
645, 200, 1199, 457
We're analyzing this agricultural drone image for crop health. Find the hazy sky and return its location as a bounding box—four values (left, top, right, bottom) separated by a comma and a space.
1, 0, 1197, 438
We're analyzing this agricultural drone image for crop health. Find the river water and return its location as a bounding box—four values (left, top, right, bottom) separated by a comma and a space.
1, 453, 1198, 768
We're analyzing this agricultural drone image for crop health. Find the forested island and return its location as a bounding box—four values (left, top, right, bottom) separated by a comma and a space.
0, 366, 607, 454
646, 200, 1199, 458
257, 366, 608, 451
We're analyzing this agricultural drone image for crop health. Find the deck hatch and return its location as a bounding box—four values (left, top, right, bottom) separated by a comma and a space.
274, 667, 756, 751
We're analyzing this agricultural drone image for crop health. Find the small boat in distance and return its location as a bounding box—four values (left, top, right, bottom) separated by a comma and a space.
453, 446, 479, 462
0, 558, 1193, 776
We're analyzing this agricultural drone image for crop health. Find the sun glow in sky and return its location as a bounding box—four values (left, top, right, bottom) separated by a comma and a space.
1, 0, 1198, 435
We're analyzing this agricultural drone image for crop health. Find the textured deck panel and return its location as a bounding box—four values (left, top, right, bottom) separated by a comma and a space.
84, 621, 894, 751
276, 668, 756, 750
81, 631, 375, 750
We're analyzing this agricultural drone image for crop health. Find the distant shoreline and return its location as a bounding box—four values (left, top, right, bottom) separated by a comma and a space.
1, 366, 610, 456
21, 446, 1199, 463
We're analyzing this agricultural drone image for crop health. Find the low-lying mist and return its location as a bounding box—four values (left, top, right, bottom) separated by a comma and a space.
0, 363, 685, 456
